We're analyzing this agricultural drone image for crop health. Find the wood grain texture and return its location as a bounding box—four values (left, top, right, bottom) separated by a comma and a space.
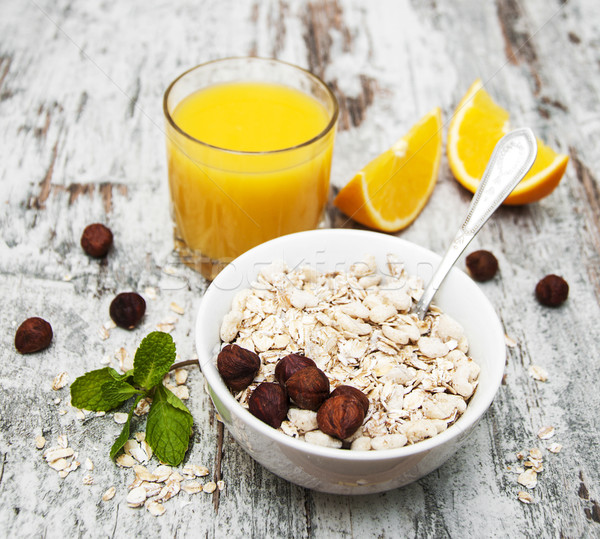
1, 0, 599, 537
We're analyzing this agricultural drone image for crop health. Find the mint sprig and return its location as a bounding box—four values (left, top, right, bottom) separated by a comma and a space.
70, 331, 193, 466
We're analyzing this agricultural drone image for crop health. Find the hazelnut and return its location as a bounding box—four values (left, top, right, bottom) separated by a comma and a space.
14, 317, 53, 354
535, 274, 569, 307
81, 223, 113, 258
330, 385, 369, 414
317, 394, 365, 440
274, 353, 316, 385
217, 344, 260, 391
285, 366, 330, 411
466, 250, 498, 282
248, 382, 288, 428
109, 292, 146, 329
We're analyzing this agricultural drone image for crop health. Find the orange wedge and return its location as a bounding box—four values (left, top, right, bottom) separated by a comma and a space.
333, 108, 442, 232
447, 79, 569, 205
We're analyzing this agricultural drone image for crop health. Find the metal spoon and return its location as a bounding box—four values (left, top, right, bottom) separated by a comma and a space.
413, 127, 537, 319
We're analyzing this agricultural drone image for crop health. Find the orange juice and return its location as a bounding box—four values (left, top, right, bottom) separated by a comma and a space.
165, 80, 336, 270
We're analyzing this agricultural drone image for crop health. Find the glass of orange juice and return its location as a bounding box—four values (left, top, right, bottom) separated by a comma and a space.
163, 57, 339, 279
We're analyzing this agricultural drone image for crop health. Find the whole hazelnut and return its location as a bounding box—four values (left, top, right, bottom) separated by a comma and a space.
274, 353, 316, 385
248, 382, 288, 429
217, 344, 260, 391
81, 223, 113, 258
330, 385, 369, 415
466, 250, 498, 282
14, 317, 53, 354
285, 366, 330, 411
535, 274, 569, 307
317, 394, 365, 440
109, 292, 146, 329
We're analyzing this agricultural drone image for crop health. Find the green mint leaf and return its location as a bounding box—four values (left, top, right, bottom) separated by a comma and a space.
133, 332, 176, 390
109, 398, 139, 460
101, 380, 142, 404
145, 384, 193, 466
109, 368, 134, 382
71, 367, 133, 411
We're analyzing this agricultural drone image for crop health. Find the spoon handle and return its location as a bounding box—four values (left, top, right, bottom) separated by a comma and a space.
413, 128, 538, 319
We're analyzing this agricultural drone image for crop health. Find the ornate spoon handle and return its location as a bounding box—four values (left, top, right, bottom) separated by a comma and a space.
413, 128, 537, 320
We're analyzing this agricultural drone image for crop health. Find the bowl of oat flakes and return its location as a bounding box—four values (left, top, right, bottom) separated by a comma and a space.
196, 229, 505, 494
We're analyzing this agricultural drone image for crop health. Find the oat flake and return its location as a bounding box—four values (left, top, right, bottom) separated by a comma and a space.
146, 501, 166, 517
113, 412, 129, 424
537, 426, 555, 440
102, 487, 116, 502
548, 443, 562, 454
518, 491, 534, 504
52, 372, 69, 390
528, 365, 548, 382
518, 469, 538, 489
203, 481, 217, 494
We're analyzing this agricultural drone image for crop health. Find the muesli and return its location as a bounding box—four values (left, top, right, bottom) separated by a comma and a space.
219, 255, 480, 450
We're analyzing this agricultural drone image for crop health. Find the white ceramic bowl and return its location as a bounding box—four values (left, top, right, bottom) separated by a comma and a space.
195, 229, 505, 494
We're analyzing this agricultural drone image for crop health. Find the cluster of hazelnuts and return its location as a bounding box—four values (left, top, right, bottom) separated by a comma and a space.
217, 344, 369, 440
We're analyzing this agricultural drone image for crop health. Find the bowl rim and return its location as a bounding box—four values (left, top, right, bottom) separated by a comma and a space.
196, 229, 505, 462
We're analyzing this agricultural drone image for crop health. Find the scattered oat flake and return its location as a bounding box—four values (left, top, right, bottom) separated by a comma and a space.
82, 474, 94, 485
163, 266, 177, 275
99, 326, 110, 341
35, 435, 46, 449
156, 322, 175, 333
144, 287, 157, 300
63, 274, 72, 282
518, 469, 538, 489
203, 481, 217, 494
174, 368, 188, 385
85, 458, 94, 471
518, 491, 534, 504
49, 458, 69, 471
504, 334, 517, 347
57, 434, 68, 448
102, 487, 116, 502
548, 443, 562, 454
170, 302, 185, 315
95, 411, 105, 417
528, 365, 548, 382
154, 465, 172, 482
171, 385, 189, 400
217, 480, 225, 491
134, 398, 151, 416
44, 447, 74, 462
127, 486, 147, 507
182, 481, 203, 494
58, 470, 70, 479
114, 412, 129, 424
116, 454, 137, 468
158, 480, 181, 502
146, 501, 166, 517
116, 347, 133, 373
54, 397, 61, 405
58, 409, 67, 415
134, 465, 157, 482
75, 409, 86, 420
134, 431, 146, 442
529, 448, 543, 460
537, 426, 555, 440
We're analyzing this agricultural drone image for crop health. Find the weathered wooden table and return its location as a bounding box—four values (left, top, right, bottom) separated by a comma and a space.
1, 0, 599, 537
